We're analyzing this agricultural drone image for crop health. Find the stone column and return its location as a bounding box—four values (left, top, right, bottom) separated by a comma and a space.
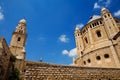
88, 28, 93, 46
110, 45, 120, 67
79, 35, 84, 51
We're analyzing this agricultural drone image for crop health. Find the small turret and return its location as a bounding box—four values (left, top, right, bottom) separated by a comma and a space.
75, 26, 81, 37
101, 7, 109, 14
74, 25, 84, 58
101, 7, 119, 38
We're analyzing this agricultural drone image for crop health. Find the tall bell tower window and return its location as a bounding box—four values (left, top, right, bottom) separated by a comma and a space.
85, 37, 88, 43
108, 14, 110, 17
96, 30, 102, 37
100, 21, 102, 24
17, 37, 21, 41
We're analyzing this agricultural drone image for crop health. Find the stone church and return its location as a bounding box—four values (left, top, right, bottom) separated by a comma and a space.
0, 7, 120, 80
74, 8, 120, 68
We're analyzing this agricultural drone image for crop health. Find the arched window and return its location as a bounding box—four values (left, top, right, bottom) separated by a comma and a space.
84, 37, 88, 43
108, 14, 110, 17
96, 30, 102, 37
17, 37, 21, 41
19, 30, 23, 33
96, 56, 101, 60
104, 15, 107, 18
81, 51, 83, 55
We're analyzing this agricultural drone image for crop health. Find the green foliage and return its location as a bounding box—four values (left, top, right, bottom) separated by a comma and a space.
9, 68, 21, 80
10, 55, 16, 62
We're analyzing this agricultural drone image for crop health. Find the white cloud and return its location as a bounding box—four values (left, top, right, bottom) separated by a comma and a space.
59, 34, 69, 43
114, 10, 120, 17
62, 50, 69, 55
94, 2, 101, 9
69, 48, 77, 57
62, 48, 77, 58
76, 24, 84, 29
0, 6, 4, 20
0, 12, 4, 20
0, 6, 1, 10
105, 0, 111, 7
93, 0, 111, 10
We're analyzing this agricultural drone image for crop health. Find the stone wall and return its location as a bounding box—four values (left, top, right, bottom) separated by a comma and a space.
24, 61, 120, 80
0, 37, 11, 80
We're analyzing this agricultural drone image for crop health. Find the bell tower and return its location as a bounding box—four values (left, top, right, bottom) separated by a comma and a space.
74, 26, 85, 66
74, 26, 84, 57
101, 7, 119, 39
10, 19, 27, 60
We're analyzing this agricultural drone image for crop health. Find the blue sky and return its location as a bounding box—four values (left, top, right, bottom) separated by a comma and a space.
0, 0, 120, 65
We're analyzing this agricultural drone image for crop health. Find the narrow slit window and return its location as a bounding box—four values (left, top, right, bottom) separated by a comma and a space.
100, 21, 102, 24
83, 61, 86, 65
85, 37, 88, 43
97, 22, 99, 25
90, 25, 92, 28
81, 51, 83, 55
94, 23, 96, 26
92, 24, 94, 27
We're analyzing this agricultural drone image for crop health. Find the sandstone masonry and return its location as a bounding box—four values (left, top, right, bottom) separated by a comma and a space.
74, 8, 120, 68
24, 61, 120, 80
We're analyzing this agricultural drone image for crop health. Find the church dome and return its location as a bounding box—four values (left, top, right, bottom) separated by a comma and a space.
88, 15, 101, 23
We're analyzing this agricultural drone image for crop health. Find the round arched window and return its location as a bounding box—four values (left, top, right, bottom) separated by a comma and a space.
104, 54, 109, 58
96, 56, 101, 60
